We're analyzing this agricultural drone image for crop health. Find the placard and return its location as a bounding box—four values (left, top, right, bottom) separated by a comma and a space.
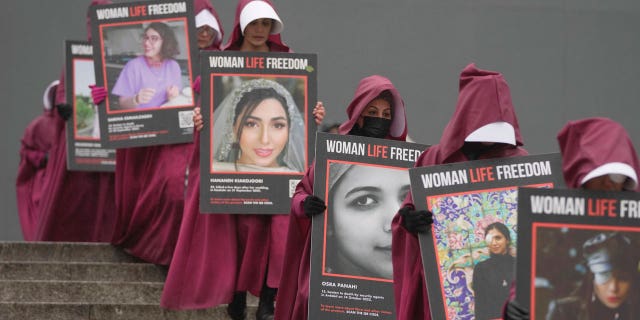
309, 132, 428, 319
199, 51, 317, 214
64, 40, 116, 171
410, 153, 564, 320
516, 187, 640, 319
90, 0, 198, 147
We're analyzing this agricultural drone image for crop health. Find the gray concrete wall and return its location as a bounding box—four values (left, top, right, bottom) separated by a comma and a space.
2, 0, 640, 239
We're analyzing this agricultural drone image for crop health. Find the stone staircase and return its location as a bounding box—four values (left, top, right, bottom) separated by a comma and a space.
0, 242, 256, 320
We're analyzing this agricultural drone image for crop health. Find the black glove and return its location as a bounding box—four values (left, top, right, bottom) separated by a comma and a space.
56, 103, 73, 121
40, 153, 48, 168
303, 195, 326, 217
504, 299, 529, 320
399, 206, 433, 234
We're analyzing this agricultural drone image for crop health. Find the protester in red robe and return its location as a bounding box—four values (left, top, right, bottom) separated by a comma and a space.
108, 1, 222, 265
391, 63, 528, 320
35, 0, 116, 242
16, 80, 59, 241
275, 75, 408, 320
159, 0, 229, 311
224, 2, 291, 319
162, 1, 323, 319
558, 117, 639, 192
503, 117, 640, 320
107, 0, 224, 264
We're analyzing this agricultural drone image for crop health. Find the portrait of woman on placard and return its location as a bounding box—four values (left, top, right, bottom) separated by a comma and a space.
545, 231, 640, 320
325, 162, 410, 280
211, 78, 305, 173
472, 221, 516, 320
110, 21, 189, 110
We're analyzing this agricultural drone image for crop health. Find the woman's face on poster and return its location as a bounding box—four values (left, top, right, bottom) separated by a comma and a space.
331, 165, 409, 279
593, 271, 632, 309
142, 28, 163, 60
234, 98, 289, 167
485, 228, 509, 255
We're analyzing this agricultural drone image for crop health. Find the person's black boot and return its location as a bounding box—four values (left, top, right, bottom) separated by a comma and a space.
255, 286, 277, 320
227, 291, 247, 320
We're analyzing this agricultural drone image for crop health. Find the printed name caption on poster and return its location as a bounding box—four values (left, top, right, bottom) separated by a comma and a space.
210, 184, 269, 193
71, 44, 92, 55
420, 160, 553, 188
74, 148, 112, 158
530, 195, 640, 219
95, 2, 187, 20
209, 198, 273, 205
210, 178, 268, 193
107, 114, 153, 132
320, 290, 380, 304
325, 140, 422, 162
208, 56, 309, 71
320, 304, 390, 318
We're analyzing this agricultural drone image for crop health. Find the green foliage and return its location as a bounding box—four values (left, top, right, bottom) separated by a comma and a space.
75, 95, 94, 129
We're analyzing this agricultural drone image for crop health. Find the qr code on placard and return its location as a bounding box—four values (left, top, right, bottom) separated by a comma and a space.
178, 110, 194, 128
289, 179, 301, 198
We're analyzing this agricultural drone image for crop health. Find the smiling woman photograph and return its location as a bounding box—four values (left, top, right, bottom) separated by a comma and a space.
212, 77, 305, 173
325, 162, 410, 280
110, 21, 184, 110
472, 221, 516, 320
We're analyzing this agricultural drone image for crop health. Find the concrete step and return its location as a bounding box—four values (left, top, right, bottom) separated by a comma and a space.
0, 280, 163, 304
0, 302, 260, 320
0, 261, 166, 282
0, 242, 142, 263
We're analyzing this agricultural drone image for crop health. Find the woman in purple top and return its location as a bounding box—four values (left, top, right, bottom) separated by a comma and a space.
112, 22, 182, 109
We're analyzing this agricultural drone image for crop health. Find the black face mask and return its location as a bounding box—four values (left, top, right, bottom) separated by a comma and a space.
349, 116, 392, 139
461, 142, 502, 160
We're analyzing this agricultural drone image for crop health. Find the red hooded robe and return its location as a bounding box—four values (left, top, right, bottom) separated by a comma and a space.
109, 0, 224, 265
275, 75, 408, 320
391, 63, 528, 320
194, 0, 224, 51
557, 117, 640, 191
160, 0, 231, 309
35, 0, 116, 242
222, 0, 292, 297
502, 117, 640, 317
16, 81, 59, 241
222, 0, 290, 53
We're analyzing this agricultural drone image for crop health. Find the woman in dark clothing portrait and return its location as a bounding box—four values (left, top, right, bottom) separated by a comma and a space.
545, 232, 640, 320
472, 221, 515, 320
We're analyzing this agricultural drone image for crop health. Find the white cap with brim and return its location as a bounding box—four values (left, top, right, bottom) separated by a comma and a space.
465, 121, 516, 146
43, 80, 60, 111
587, 248, 614, 285
581, 162, 638, 191
240, 1, 283, 35
196, 10, 221, 44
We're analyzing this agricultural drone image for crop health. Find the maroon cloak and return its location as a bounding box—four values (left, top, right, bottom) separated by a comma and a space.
111, 0, 211, 264
35, 0, 116, 242
275, 75, 408, 320
16, 81, 59, 241
557, 117, 640, 190
226, 0, 292, 296
391, 63, 528, 320
195, 0, 224, 51
502, 118, 640, 317
222, 0, 291, 53
160, 0, 232, 309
